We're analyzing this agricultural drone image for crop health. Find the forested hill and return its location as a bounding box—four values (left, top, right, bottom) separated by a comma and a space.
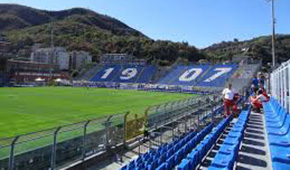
203, 35, 290, 64
0, 4, 144, 36
1, 4, 289, 66
0, 4, 205, 65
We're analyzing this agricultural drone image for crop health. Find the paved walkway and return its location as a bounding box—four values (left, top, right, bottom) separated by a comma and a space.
236, 112, 273, 170
198, 111, 273, 170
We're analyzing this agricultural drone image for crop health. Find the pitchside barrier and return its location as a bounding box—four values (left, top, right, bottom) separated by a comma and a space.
124, 95, 216, 141
0, 114, 126, 170
72, 81, 222, 95
0, 95, 218, 170
270, 59, 290, 114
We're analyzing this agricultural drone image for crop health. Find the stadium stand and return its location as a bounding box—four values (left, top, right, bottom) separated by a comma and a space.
138, 65, 157, 83
196, 64, 238, 87
90, 64, 122, 82
113, 65, 143, 83
176, 115, 232, 170
158, 64, 237, 88
158, 65, 210, 86
208, 106, 250, 170
90, 64, 157, 83
120, 94, 259, 170
121, 115, 233, 170
232, 64, 261, 79
263, 97, 290, 170
0, 73, 9, 86
228, 63, 261, 92
75, 64, 101, 81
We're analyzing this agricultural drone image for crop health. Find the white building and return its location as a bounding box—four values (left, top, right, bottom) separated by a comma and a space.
30, 47, 92, 70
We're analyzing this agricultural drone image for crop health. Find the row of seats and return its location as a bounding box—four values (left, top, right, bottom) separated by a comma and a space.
90, 65, 157, 83
208, 106, 251, 170
158, 65, 210, 86
158, 64, 237, 87
158, 124, 213, 170
197, 64, 238, 87
121, 103, 234, 170
89, 64, 238, 88
120, 98, 248, 170
263, 97, 290, 170
177, 115, 232, 170
121, 123, 213, 170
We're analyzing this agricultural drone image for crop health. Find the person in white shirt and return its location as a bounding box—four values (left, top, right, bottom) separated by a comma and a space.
222, 84, 235, 117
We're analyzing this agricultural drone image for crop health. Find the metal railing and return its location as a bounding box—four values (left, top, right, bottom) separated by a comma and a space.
0, 94, 218, 170
270, 59, 290, 113
135, 95, 224, 158
0, 113, 126, 170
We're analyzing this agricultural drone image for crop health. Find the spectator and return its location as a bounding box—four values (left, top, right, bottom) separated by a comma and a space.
259, 73, 265, 88
251, 89, 269, 113
259, 87, 270, 101
252, 75, 259, 93
222, 83, 235, 117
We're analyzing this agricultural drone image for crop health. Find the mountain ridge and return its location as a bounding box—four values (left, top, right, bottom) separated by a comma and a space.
1, 4, 290, 67
0, 3, 145, 37
0, 4, 205, 65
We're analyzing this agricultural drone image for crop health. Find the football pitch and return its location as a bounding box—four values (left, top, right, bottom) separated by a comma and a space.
0, 87, 194, 138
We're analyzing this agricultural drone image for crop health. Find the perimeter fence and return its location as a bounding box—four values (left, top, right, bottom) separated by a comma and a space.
270, 59, 290, 114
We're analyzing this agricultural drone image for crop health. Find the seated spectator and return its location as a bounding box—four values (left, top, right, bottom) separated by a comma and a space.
232, 93, 240, 117
251, 90, 269, 113
259, 87, 270, 102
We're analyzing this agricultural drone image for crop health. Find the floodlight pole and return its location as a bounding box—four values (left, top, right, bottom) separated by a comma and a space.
271, 0, 276, 68
50, 22, 55, 80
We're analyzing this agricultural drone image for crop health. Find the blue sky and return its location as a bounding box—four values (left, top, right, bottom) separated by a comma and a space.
1, 0, 289, 48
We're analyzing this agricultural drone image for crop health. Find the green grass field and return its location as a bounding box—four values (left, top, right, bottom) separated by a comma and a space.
0, 87, 193, 138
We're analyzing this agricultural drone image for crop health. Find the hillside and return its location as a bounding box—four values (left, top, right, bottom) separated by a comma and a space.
1, 4, 289, 67
0, 4, 204, 65
203, 35, 290, 65
0, 4, 144, 36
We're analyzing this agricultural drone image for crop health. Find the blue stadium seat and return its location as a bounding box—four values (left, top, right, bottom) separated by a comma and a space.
122, 106, 230, 170
267, 115, 290, 136
262, 97, 290, 170
177, 159, 191, 170
209, 152, 235, 170
218, 143, 239, 155
266, 109, 287, 128
208, 107, 250, 170
156, 163, 167, 170
175, 116, 233, 169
